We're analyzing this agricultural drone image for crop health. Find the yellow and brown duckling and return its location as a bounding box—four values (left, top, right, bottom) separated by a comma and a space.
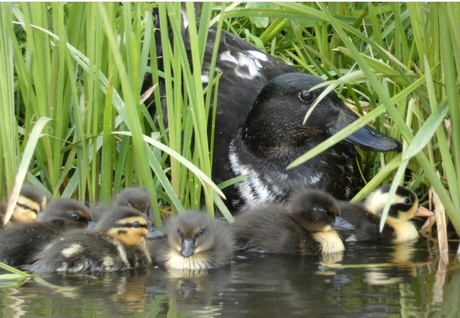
337, 185, 434, 244
0, 198, 91, 267
25, 207, 163, 273
1, 185, 47, 227
233, 189, 355, 255
150, 211, 235, 270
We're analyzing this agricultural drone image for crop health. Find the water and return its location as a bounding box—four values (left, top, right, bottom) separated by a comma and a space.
1, 239, 459, 317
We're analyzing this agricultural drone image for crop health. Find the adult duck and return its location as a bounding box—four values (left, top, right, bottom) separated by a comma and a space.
144, 6, 402, 211
337, 185, 434, 244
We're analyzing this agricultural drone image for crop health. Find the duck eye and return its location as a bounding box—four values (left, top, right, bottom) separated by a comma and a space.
132, 221, 140, 228
17, 202, 30, 210
316, 207, 327, 215
299, 89, 313, 102
403, 198, 412, 205
69, 212, 80, 220
199, 229, 205, 235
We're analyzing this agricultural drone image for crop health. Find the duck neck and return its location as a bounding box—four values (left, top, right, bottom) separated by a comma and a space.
385, 218, 419, 243
312, 230, 345, 253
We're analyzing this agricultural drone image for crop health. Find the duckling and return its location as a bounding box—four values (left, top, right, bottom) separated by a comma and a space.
1, 185, 47, 227
0, 198, 91, 267
145, 7, 402, 212
25, 207, 159, 273
150, 211, 234, 270
115, 187, 152, 217
91, 187, 152, 223
337, 185, 435, 244
233, 189, 355, 255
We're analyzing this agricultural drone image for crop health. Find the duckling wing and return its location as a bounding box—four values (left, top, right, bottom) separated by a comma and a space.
25, 231, 134, 273
0, 223, 60, 267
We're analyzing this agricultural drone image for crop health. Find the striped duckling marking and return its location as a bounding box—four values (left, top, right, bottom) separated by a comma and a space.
337, 185, 434, 244
0, 198, 91, 267
1, 185, 47, 226
25, 207, 157, 273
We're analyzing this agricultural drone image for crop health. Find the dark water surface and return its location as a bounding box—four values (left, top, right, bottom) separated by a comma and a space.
1, 239, 459, 317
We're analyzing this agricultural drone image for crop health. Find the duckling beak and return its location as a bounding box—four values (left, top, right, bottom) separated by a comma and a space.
87, 220, 97, 229
414, 206, 435, 218
180, 238, 195, 258
333, 216, 355, 231
327, 107, 402, 152
146, 228, 165, 239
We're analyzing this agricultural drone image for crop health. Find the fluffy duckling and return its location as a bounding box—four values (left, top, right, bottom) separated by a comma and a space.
233, 189, 355, 255
1, 185, 47, 227
115, 187, 152, 217
25, 207, 159, 273
0, 198, 91, 266
150, 211, 235, 270
337, 185, 435, 244
91, 187, 153, 223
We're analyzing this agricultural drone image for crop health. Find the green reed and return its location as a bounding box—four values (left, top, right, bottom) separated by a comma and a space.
0, 3, 458, 235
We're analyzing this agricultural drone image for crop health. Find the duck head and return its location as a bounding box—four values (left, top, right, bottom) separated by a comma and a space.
242, 73, 402, 156
98, 207, 157, 246
11, 185, 47, 223
167, 211, 215, 258
288, 189, 355, 232
37, 198, 92, 228
363, 185, 434, 223
115, 187, 153, 218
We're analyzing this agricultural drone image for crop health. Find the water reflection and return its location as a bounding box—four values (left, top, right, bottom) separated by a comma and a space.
1, 239, 460, 317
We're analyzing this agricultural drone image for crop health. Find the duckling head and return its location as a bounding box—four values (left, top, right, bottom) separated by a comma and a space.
11, 185, 47, 223
363, 185, 428, 223
288, 189, 355, 232
98, 207, 152, 246
37, 198, 91, 228
167, 211, 215, 258
115, 187, 152, 217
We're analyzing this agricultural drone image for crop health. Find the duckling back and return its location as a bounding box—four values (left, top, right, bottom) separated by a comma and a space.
150, 211, 234, 270
0, 198, 91, 267
25, 207, 153, 273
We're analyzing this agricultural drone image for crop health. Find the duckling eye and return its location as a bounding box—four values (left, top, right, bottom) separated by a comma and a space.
199, 229, 205, 236
316, 207, 327, 215
299, 89, 313, 102
69, 212, 80, 220
126, 202, 133, 208
403, 198, 412, 205
17, 202, 30, 210
132, 221, 140, 228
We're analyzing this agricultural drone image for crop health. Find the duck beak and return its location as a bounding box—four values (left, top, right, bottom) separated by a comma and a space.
180, 238, 195, 258
333, 215, 355, 231
146, 228, 165, 239
414, 206, 435, 218
146, 220, 165, 239
87, 220, 97, 229
327, 106, 402, 152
